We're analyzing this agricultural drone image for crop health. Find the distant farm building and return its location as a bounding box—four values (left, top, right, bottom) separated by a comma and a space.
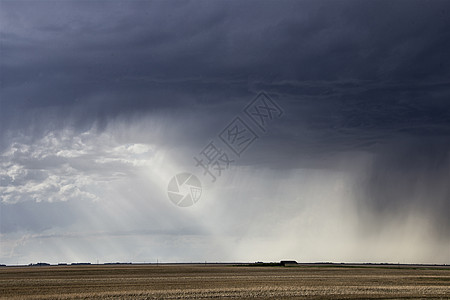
280, 260, 298, 266
28, 262, 50, 266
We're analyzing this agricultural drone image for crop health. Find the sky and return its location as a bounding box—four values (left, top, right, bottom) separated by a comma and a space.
1, 0, 449, 265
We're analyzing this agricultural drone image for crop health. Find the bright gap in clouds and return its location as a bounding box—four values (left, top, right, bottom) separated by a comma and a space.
1, 129, 156, 203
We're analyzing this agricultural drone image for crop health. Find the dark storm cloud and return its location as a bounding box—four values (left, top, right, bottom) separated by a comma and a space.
2, 0, 449, 136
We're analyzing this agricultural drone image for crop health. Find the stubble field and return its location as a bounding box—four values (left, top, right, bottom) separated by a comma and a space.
0, 264, 449, 299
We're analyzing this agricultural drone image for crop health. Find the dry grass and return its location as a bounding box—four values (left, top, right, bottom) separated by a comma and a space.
1, 264, 449, 299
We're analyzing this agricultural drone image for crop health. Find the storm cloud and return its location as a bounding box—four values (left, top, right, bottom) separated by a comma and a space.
1, 0, 449, 264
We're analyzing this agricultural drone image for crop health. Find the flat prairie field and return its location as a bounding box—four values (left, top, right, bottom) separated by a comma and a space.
0, 264, 449, 299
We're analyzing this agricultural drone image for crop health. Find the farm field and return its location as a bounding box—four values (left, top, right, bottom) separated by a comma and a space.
0, 264, 449, 299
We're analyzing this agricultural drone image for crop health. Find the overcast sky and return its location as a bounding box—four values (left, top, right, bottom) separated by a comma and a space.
1, 0, 449, 265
